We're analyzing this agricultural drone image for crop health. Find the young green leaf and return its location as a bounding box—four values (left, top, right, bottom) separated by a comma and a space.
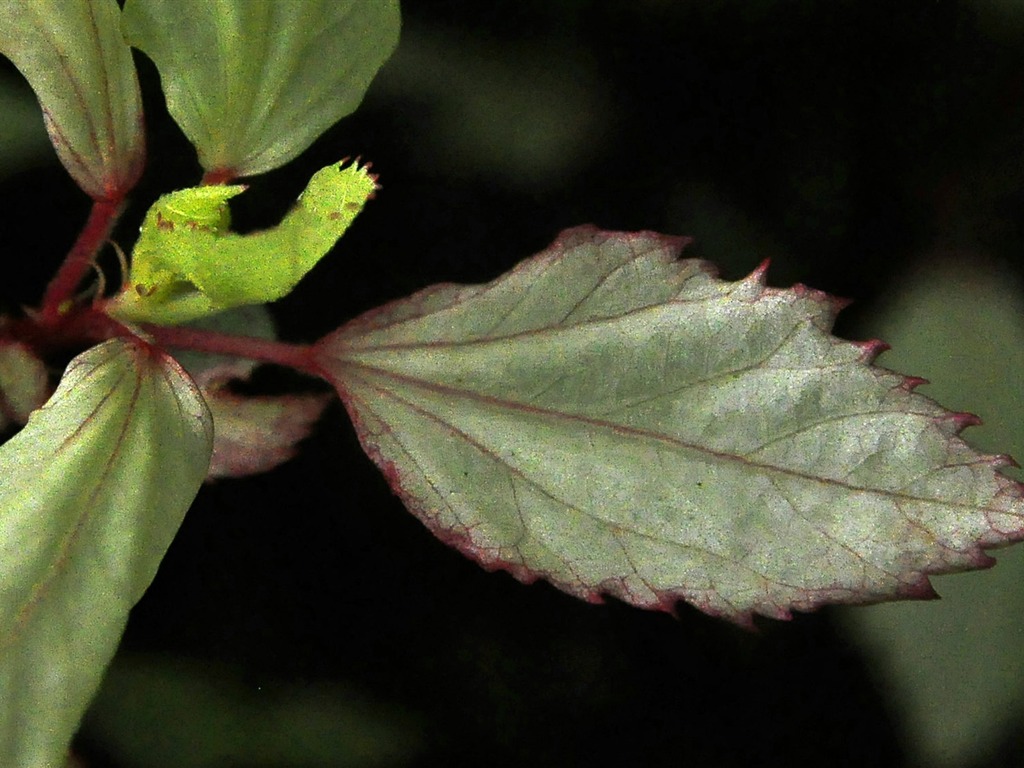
121, 0, 401, 178
838, 252, 1024, 765
107, 160, 377, 325
314, 226, 1024, 626
0, 339, 213, 767
0, 0, 144, 199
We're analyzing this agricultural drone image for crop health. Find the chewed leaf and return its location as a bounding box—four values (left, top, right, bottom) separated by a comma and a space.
0, 339, 212, 766
0, 0, 144, 199
108, 160, 377, 325
122, 0, 400, 177
314, 226, 1024, 625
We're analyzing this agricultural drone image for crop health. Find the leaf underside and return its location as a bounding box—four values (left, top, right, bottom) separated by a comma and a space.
315, 226, 1024, 625
0, 339, 212, 766
0, 0, 143, 199
122, 0, 401, 177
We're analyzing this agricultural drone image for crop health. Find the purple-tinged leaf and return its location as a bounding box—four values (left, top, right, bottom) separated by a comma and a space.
165, 306, 329, 480
172, 305, 277, 388
314, 226, 1024, 625
204, 385, 329, 480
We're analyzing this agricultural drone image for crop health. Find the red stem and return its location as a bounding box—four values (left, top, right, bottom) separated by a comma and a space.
144, 323, 322, 378
40, 198, 123, 323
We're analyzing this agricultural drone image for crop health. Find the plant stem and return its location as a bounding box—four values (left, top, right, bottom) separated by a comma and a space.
40, 199, 123, 323
144, 323, 321, 377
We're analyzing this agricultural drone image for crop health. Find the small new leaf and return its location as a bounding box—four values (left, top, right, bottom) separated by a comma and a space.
108, 160, 376, 325
315, 227, 1024, 625
203, 386, 330, 480
0, 339, 212, 766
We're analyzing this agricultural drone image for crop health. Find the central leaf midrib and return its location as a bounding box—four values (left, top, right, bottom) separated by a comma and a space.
345, 357, 987, 513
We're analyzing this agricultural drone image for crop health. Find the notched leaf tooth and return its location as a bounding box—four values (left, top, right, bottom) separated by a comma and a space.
940, 411, 983, 434
855, 338, 890, 363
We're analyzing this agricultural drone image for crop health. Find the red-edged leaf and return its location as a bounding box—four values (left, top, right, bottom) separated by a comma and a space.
0, 338, 212, 766
203, 385, 329, 480
313, 226, 1024, 625
0, 0, 144, 199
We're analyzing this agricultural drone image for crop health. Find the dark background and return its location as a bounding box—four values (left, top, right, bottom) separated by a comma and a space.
5, 2, 1024, 766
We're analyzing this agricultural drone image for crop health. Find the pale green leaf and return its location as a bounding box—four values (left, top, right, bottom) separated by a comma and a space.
315, 227, 1024, 624
121, 0, 401, 177
107, 160, 376, 325
0, 0, 144, 199
0, 339, 213, 767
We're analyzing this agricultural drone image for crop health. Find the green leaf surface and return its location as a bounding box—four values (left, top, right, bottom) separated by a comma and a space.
107, 160, 376, 325
315, 226, 1024, 624
122, 0, 401, 177
0, 339, 213, 767
0, 0, 144, 199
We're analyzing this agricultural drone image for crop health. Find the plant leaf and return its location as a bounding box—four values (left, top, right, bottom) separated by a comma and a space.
0, 341, 50, 430
107, 160, 377, 325
0, 339, 213, 766
0, 0, 144, 199
314, 226, 1024, 625
121, 0, 401, 178
203, 387, 329, 481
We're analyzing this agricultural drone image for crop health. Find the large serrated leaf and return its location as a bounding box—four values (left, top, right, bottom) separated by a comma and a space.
122, 0, 400, 177
0, 339, 213, 767
0, 0, 144, 199
314, 226, 1024, 625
